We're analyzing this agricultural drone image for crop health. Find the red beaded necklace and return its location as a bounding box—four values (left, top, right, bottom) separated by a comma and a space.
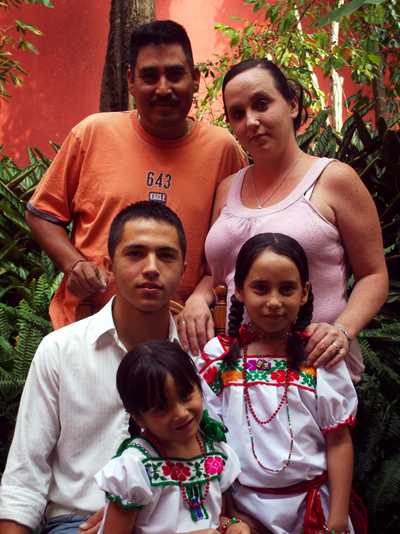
242, 342, 294, 473
145, 430, 210, 508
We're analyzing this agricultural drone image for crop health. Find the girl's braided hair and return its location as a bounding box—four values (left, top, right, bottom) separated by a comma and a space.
224, 233, 314, 369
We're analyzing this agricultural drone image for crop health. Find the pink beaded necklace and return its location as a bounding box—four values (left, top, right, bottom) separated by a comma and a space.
145, 430, 210, 508
242, 342, 294, 473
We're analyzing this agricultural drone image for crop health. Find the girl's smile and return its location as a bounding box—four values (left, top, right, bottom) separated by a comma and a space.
133, 373, 203, 457
235, 251, 310, 337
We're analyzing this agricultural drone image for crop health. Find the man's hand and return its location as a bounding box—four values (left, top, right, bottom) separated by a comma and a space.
66, 262, 108, 299
78, 508, 104, 534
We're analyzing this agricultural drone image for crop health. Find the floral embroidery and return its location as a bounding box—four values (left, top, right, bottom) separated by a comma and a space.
289, 370, 300, 381
299, 365, 317, 376
221, 370, 242, 384
162, 462, 191, 481
271, 369, 286, 382
201, 346, 317, 392
246, 359, 258, 371
143, 454, 226, 486
205, 456, 224, 475
203, 366, 218, 385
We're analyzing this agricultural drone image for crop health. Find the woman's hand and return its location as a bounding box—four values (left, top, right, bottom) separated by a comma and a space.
176, 294, 215, 356
304, 323, 350, 370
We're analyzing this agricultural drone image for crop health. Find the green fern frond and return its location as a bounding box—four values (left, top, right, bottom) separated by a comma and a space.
32, 275, 51, 315
0, 366, 20, 397
367, 454, 400, 514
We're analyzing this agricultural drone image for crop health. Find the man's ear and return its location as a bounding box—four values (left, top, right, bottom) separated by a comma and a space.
103, 255, 115, 282
127, 69, 135, 97
180, 261, 188, 282
192, 67, 200, 93
234, 286, 244, 303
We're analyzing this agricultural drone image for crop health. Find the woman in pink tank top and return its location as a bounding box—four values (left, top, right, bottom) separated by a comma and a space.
177, 59, 387, 383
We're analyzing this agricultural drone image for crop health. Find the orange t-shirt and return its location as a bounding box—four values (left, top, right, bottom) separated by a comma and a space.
28, 111, 247, 329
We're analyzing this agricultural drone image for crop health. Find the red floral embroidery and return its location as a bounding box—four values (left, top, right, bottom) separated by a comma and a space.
162, 462, 191, 481
203, 366, 218, 385
271, 369, 300, 383
289, 370, 300, 381
270, 370, 286, 382
205, 456, 224, 475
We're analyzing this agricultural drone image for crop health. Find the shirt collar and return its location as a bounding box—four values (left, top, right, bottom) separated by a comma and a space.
89, 297, 181, 348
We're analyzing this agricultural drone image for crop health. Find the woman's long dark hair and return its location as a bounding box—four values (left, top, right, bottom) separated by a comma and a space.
225, 233, 313, 369
117, 340, 202, 437
222, 59, 310, 132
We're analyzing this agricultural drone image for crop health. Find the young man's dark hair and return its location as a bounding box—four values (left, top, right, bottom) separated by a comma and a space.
108, 200, 187, 261
129, 20, 194, 74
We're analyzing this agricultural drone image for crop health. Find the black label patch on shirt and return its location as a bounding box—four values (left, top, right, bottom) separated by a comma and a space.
149, 192, 167, 204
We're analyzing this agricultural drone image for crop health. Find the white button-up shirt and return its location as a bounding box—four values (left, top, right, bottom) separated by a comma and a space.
0, 298, 180, 530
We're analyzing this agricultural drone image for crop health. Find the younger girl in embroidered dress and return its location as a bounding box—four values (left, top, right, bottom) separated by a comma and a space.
94, 340, 253, 534
197, 233, 366, 534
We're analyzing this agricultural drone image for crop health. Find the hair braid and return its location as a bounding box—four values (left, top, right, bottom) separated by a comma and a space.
224, 294, 244, 363
286, 285, 314, 369
128, 417, 141, 438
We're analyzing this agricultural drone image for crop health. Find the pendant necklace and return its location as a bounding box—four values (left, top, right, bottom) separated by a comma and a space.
243, 341, 294, 473
253, 151, 303, 209
145, 430, 210, 508
250, 329, 290, 370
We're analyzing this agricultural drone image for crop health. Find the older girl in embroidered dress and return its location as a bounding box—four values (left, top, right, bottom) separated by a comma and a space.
197, 233, 367, 534
94, 341, 255, 534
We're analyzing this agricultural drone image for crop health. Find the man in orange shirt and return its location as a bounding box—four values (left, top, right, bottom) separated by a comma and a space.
26, 20, 247, 329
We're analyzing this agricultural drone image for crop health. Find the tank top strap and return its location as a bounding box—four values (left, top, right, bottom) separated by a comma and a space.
295, 157, 335, 197
226, 166, 251, 211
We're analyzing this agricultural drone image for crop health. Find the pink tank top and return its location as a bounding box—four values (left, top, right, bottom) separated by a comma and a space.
205, 158, 363, 382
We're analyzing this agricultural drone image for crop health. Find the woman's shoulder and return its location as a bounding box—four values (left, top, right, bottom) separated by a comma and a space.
211, 168, 250, 224
214, 173, 238, 203
318, 158, 362, 188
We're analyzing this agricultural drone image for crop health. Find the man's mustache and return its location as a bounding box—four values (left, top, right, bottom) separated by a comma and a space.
150, 97, 180, 106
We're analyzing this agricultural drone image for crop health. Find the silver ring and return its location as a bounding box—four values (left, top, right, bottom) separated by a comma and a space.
178, 320, 186, 326
331, 341, 341, 352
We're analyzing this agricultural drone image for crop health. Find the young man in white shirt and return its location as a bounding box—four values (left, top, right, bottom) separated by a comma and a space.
0, 201, 188, 534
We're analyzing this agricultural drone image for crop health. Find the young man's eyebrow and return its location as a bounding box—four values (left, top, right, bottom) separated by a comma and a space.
122, 244, 179, 254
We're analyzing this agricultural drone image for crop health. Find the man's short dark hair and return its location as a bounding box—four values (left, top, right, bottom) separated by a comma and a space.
129, 20, 194, 74
108, 201, 187, 261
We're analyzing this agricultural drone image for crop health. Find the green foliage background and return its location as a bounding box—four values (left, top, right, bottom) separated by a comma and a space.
0, 0, 54, 102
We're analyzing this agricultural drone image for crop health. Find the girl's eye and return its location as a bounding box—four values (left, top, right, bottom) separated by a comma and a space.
254, 284, 267, 292
281, 285, 295, 293
154, 403, 167, 412
181, 389, 193, 400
